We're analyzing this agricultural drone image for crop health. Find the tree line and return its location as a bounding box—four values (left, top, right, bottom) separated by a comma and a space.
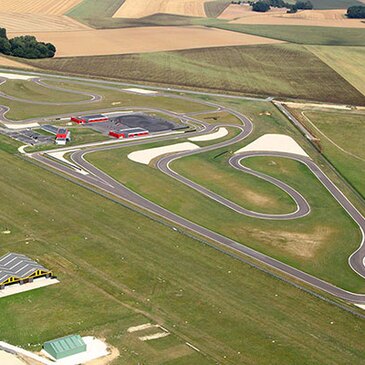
231, 0, 313, 13
0, 28, 56, 59
347, 5, 365, 18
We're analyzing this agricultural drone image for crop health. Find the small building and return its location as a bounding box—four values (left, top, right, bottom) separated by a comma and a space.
43, 335, 87, 360
41, 125, 71, 145
0, 253, 52, 290
55, 128, 71, 145
71, 114, 108, 124
109, 127, 149, 139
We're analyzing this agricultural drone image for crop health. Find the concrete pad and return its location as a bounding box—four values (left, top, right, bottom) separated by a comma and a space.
0, 350, 26, 365
0, 277, 59, 298
235, 134, 309, 157
354, 303, 365, 310
2, 122, 40, 130
124, 88, 157, 95
42, 337, 109, 365
189, 127, 228, 141
128, 142, 200, 165
0, 72, 34, 80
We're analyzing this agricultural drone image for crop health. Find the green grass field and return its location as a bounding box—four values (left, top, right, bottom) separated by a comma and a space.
1, 128, 365, 364
26, 44, 365, 105
0, 78, 212, 121
290, 108, 365, 198
0, 79, 89, 103
209, 23, 365, 46
307, 46, 365, 97
87, 99, 364, 292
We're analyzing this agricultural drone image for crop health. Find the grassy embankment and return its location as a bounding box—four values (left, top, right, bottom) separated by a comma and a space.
87, 99, 365, 293
1, 136, 365, 364
290, 108, 365, 199
25, 44, 365, 105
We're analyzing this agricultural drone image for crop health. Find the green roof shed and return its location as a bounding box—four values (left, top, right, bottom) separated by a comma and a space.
43, 334, 86, 360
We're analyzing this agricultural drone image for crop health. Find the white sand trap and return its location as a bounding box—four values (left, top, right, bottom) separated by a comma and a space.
42, 337, 109, 365
354, 304, 365, 310
0, 350, 26, 365
128, 142, 200, 165
2, 122, 40, 129
189, 127, 228, 141
0, 277, 59, 298
139, 332, 170, 341
0, 72, 34, 80
124, 88, 158, 95
235, 134, 309, 157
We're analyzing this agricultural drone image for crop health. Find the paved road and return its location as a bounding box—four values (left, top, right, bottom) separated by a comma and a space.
4, 71, 364, 304
31, 115, 365, 304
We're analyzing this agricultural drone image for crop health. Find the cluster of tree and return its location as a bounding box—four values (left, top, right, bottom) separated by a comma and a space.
247, 0, 313, 13
347, 5, 365, 18
0, 28, 56, 59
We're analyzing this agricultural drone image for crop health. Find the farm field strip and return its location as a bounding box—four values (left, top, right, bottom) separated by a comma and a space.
0, 0, 83, 15
113, 0, 208, 18
222, 5, 365, 28
10, 26, 283, 58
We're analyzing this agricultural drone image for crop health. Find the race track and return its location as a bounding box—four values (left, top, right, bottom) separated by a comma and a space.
2, 72, 364, 304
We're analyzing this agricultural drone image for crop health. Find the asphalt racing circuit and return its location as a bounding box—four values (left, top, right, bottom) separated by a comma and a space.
2, 71, 365, 305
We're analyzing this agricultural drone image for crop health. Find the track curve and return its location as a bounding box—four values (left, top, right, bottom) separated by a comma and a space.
11, 76, 363, 303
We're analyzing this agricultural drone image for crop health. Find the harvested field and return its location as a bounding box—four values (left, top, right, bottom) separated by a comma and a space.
113, 0, 207, 18
0, 0, 82, 15
224, 6, 365, 28
11, 26, 283, 57
0, 56, 34, 70
0, 13, 89, 32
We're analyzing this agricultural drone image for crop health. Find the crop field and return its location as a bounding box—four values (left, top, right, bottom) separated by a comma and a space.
227, 7, 365, 28
210, 23, 365, 46
1, 119, 365, 364
27, 44, 365, 105
87, 99, 365, 293
204, 0, 231, 18
290, 108, 365, 198
0, 0, 82, 15
308, 46, 365, 96
113, 0, 207, 19
12, 26, 281, 58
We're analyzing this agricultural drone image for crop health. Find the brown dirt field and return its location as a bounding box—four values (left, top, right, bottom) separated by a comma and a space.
0, 0, 82, 15
250, 226, 335, 258
222, 5, 365, 28
113, 0, 208, 18
9, 26, 284, 57
0, 56, 34, 70
0, 13, 90, 32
